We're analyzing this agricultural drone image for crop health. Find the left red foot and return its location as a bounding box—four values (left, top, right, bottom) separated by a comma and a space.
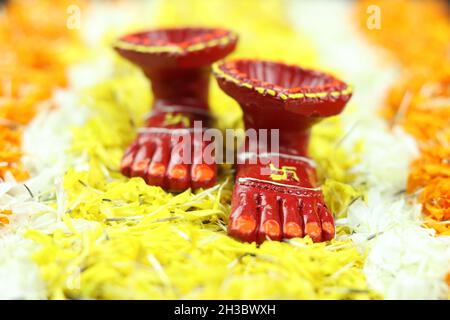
114, 27, 237, 192
120, 107, 216, 191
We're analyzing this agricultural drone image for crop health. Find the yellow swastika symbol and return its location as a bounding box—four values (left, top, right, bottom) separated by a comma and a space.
163, 113, 190, 127
269, 163, 300, 182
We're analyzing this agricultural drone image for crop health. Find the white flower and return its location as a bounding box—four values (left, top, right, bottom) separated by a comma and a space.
345, 190, 450, 299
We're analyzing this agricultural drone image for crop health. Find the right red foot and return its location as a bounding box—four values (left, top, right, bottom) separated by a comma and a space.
229, 153, 335, 243
213, 59, 352, 243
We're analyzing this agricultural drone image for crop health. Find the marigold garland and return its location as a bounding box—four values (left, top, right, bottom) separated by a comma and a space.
23, 0, 378, 299
356, 0, 450, 286
357, 0, 450, 234
5, 0, 448, 299
0, 0, 84, 185
26, 57, 376, 299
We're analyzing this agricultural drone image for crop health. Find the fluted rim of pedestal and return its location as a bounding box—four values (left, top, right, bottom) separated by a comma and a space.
213, 59, 352, 116
114, 27, 237, 57
214, 59, 352, 101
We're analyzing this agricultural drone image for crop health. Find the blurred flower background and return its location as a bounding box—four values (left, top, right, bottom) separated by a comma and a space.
0, 0, 449, 300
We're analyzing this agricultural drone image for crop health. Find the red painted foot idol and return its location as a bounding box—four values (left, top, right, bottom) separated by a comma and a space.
213, 59, 352, 243
114, 28, 237, 191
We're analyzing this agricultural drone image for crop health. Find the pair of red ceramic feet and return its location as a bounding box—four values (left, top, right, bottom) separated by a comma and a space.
114, 27, 352, 244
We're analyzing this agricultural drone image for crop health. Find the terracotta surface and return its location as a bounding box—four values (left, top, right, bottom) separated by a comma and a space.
115, 27, 237, 191
214, 59, 352, 243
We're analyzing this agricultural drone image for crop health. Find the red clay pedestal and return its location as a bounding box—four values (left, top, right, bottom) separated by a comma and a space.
214, 59, 352, 243
114, 27, 238, 191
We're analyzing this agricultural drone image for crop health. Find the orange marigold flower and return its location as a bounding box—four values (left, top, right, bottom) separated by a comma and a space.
0, 0, 85, 182
0, 209, 12, 225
